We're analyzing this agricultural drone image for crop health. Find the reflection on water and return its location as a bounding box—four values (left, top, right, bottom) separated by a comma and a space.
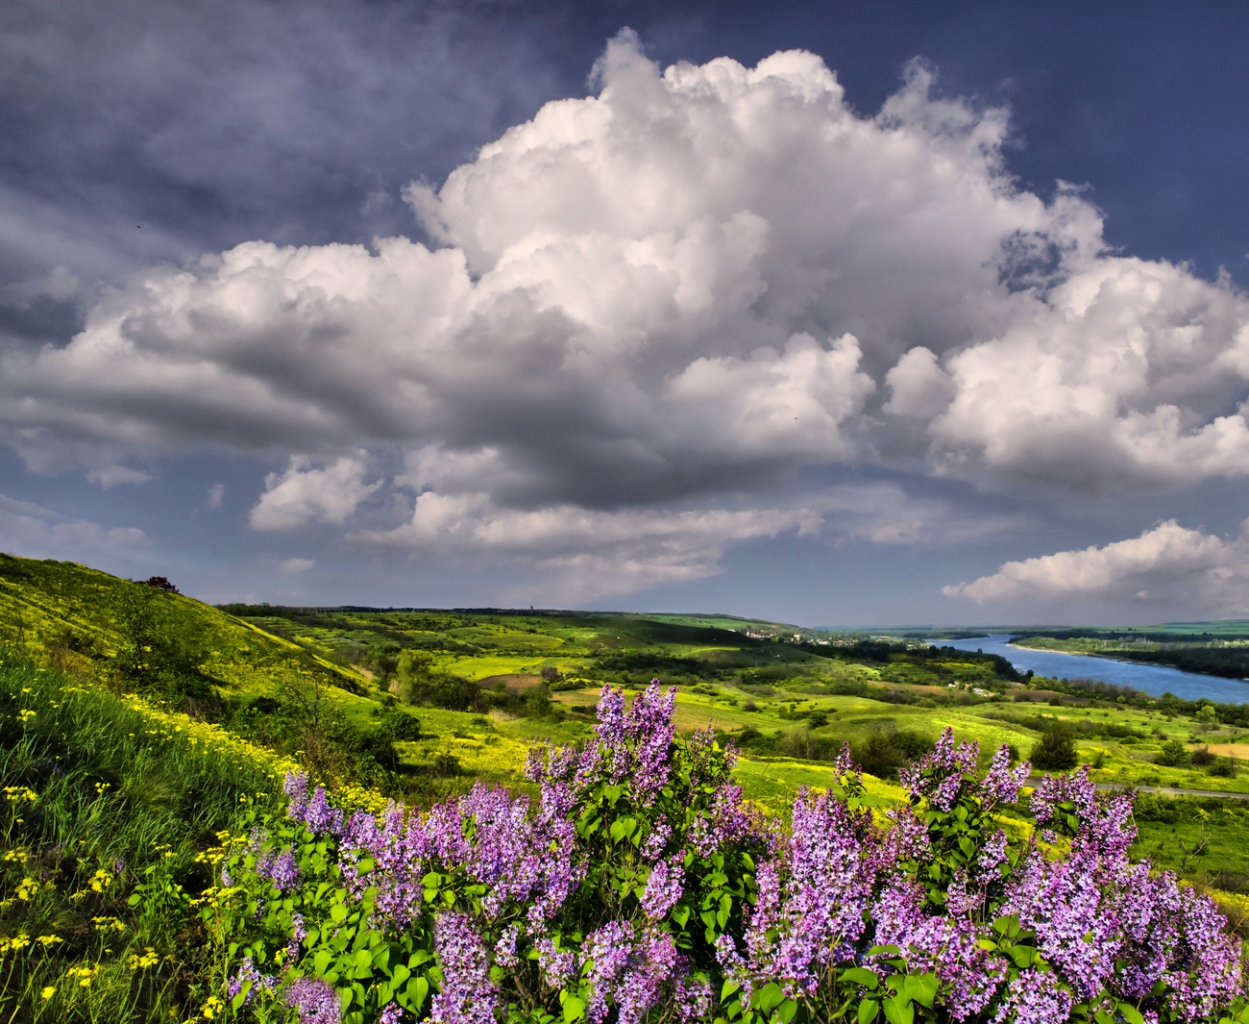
936, 634, 1249, 705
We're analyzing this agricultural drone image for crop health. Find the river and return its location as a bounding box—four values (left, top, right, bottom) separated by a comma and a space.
936, 634, 1249, 705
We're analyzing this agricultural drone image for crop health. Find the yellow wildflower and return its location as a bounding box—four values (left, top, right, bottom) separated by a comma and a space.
127, 947, 159, 969
16, 876, 50, 900
91, 916, 126, 934
40, 986, 55, 1000
36, 935, 63, 946
66, 964, 99, 988
0, 933, 31, 953
18, 709, 35, 726
88, 868, 114, 893
200, 995, 225, 1020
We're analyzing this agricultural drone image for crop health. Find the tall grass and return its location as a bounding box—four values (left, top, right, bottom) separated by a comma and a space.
0, 652, 283, 1022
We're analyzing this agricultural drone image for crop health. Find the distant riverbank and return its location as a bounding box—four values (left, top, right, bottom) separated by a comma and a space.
938, 634, 1249, 704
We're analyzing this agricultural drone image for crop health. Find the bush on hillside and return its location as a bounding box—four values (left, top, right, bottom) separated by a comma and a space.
1157, 738, 1191, 767
1030, 726, 1079, 771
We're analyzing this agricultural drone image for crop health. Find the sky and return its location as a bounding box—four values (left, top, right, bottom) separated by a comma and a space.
3, 0, 1249, 627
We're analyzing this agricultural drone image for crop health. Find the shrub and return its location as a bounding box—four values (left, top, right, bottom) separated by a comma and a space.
205, 682, 1245, 1024
1030, 727, 1079, 771
1210, 757, 1239, 778
1157, 739, 1191, 767
1191, 746, 1217, 767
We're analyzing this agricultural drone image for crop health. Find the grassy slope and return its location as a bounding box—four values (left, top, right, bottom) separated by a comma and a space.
0, 555, 369, 701
0, 652, 289, 1021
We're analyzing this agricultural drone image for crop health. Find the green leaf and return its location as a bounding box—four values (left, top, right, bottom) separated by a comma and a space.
1010, 946, 1035, 969
756, 983, 785, 1013
407, 976, 429, 1011
882, 996, 915, 1024
331, 902, 349, 924
563, 996, 586, 1022
905, 974, 938, 1009
859, 999, 880, 1024
842, 968, 879, 990
673, 905, 691, 927
721, 979, 741, 1003
993, 914, 1020, 938
774, 998, 798, 1023
1119, 1004, 1145, 1024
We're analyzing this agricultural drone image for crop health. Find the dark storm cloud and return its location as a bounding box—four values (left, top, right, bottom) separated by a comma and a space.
0, 0, 573, 334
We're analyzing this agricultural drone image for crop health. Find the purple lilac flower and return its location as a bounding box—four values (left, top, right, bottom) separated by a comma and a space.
673, 975, 713, 1022
1000, 847, 1120, 1000
980, 745, 1030, 807
900, 728, 980, 812
338, 802, 430, 931
991, 969, 1073, 1024
582, 921, 683, 1024
286, 911, 307, 963
627, 682, 677, 799
877, 803, 931, 868
431, 911, 499, 1024
688, 782, 757, 857
734, 788, 877, 999
379, 1003, 406, 1024
268, 847, 300, 891
303, 785, 345, 837
226, 955, 277, 1006
455, 783, 582, 926
639, 814, 671, 862
871, 878, 1006, 1020
284, 977, 342, 1024
494, 923, 521, 968
284, 771, 309, 819
534, 936, 577, 989
640, 855, 684, 920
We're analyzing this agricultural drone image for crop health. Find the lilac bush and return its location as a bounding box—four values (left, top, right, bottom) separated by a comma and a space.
204, 681, 1247, 1024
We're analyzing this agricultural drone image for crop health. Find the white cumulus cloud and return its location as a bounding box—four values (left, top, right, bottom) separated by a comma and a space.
353, 487, 819, 600
249, 452, 381, 530
86, 464, 153, 488
944, 519, 1249, 611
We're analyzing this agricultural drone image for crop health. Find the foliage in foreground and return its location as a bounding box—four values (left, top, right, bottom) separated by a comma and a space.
0, 652, 290, 1022
207, 682, 1246, 1024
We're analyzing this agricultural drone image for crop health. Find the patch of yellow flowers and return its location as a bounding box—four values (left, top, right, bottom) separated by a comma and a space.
119, 694, 301, 780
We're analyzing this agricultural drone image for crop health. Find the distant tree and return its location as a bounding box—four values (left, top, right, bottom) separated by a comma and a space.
137, 576, 180, 593
1030, 727, 1079, 771
1155, 738, 1190, 767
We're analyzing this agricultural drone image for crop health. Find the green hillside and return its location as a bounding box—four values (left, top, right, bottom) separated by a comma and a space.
0, 554, 369, 701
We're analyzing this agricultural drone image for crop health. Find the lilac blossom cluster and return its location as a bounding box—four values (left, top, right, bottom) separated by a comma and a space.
227, 683, 1243, 1024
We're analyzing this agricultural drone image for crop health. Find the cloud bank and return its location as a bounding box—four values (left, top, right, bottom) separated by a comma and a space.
5, 33, 1249, 593
944, 520, 1249, 613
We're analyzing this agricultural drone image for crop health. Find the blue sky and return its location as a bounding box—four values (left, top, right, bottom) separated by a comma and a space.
2, 0, 1249, 626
